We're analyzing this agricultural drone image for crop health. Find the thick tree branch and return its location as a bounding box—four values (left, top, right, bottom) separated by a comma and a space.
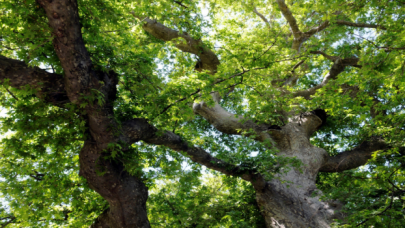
120, 118, 267, 190
293, 51, 386, 118
276, 0, 301, 35
319, 137, 388, 172
133, 15, 220, 73
37, 0, 101, 104
0, 55, 68, 105
304, 21, 330, 37
276, 1, 329, 51
0, 216, 16, 228
335, 20, 386, 30
192, 102, 273, 142
37, 0, 120, 148
253, 7, 271, 30
305, 20, 385, 38
292, 52, 360, 99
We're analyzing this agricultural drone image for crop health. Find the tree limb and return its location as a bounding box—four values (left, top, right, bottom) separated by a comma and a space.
37, 0, 100, 104
0, 216, 16, 228
304, 21, 330, 37
305, 20, 386, 38
192, 102, 273, 143
253, 7, 271, 30
132, 15, 220, 73
319, 137, 388, 172
335, 20, 386, 30
292, 52, 360, 99
276, 0, 301, 35
0, 55, 69, 106
293, 51, 386, 118
120, 118, 267, 190
276, 0, 386, 51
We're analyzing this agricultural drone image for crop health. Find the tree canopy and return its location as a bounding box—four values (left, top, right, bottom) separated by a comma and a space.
0, 0, 404, 227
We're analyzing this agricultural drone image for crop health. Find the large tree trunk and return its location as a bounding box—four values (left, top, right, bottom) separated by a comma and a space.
192, 100, 345, 227
254, 115, 342, 228
80, 141, 150, 228
32, 1, 152, 227
256, 178, 341, 228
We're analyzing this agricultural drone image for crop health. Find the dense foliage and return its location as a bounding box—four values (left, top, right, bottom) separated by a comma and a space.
0, 0, 404, 227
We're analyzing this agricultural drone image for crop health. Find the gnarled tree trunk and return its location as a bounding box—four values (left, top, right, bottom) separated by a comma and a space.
254, 115, 342, 227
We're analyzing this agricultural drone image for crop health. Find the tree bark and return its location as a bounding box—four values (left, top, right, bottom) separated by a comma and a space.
192, 99, 345, 227
80, 141, 150, 228
247, 113, 342, 227
34, 1, 152, 227
1, 1, 392, 227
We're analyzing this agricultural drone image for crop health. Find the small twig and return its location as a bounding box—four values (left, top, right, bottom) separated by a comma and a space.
356, 184, 396, 227
102, 30, 124, 33
352, 33, 380, 49
0, 44, 16, 50
83, 5, 101, 21
243, 83, 264, 96
134, 68, 162, 91
27, 36, 54, 59
0, 216, 16, 228
157, 89, 201, 116
174, 0, 188, 8
352, 34, 405, 52
252, 29, 282, 62
253, 7, 271, 30
4, 87, 19, 101
255, 55, 306, 70
387, 167, 404, 193
292, 60, 305, 72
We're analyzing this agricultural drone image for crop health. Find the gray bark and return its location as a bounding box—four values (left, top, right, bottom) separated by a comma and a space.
193, 101, 341, 227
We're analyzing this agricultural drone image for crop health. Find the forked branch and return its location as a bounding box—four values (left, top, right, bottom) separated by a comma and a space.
276, 0, 386, 51
292, 52, 360, 99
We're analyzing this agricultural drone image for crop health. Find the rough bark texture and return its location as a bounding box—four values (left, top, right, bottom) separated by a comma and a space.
255, 117, 342, 228
34, 0, 151, 226
1, 1, 393, 227
80, 142, 150, 228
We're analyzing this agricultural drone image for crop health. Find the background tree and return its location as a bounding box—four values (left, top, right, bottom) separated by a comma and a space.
0, 0, 404, 227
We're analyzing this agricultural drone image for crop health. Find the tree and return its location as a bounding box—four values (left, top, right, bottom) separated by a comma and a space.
0, 0, 404, 227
